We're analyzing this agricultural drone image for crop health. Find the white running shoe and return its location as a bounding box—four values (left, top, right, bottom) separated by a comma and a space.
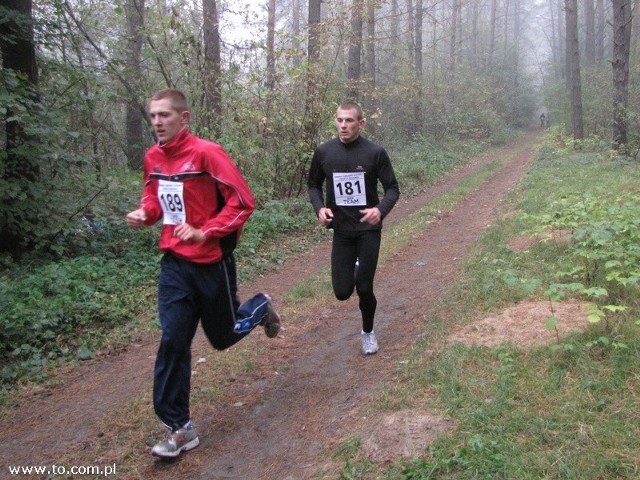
361, 330, 379, 355
152, 425, 199, 458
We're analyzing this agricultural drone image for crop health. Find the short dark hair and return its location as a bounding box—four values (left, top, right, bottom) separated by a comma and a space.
150, 88, 189, 113
337, 101, 364, 120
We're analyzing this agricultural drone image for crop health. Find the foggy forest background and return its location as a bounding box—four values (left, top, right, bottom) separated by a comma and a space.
1, 0, 638, 258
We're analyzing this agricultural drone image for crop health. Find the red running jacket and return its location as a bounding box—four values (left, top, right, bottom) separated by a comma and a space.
137, 128, 255, 264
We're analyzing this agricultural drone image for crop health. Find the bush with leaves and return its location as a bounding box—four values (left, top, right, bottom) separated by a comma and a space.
520, 190, 640, 332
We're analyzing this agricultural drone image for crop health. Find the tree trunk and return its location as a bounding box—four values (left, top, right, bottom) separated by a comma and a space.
413, 0, 423, 131
565, 0, 584, 140
266, 0, 276, 91
414, 0, 423, 77
203, 0, 222, 138
0, 0, 41, 255
596, 0, 606, 63
347, 0, 364, 100
125, 0, 145, 169
406, 0, 414, 65
503, 0, 510, 62
471, 0, 479, 68
307, 0, 321, 65
611, 0, 632, 150
304, 0, 323, 146
449, 0, 459, 75
364, 0, 376, 137
292, 0, 301, 66
584, 0, 596, 65
430, 2, 437, 77
513, 0, 521, 89
548, 0, 557, 79
1, 0, 39, 157
559, 0, 566, 79
390, 0, 399, 68
488, 0, 497, 68
631, 0, 640, 54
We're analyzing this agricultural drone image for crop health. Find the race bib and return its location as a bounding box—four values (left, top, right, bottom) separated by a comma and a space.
158, 180, 186, 225
333, 172, 366, 206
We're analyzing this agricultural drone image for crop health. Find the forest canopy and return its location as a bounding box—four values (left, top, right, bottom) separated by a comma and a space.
3, 0, 638, 260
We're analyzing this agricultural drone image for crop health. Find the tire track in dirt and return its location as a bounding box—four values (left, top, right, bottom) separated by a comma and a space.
0, 132, 539, 479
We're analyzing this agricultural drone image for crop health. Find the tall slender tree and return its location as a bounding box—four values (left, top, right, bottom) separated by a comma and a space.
304, 0, 323, 144
547, 0, 561, 80
611, 0, 632, 149
565, 0, 584, 140
203, 0, 222, 138
266, 0, 276, 91
470, 0, 479, 68
125, 0, 145, 169
364, 0, 377, 136
347, 0, 364, 100
632, 0, 640, 53
503, 0, 510, 61
389, 0, 400, 69
406, 0, 415, 65
513, 0, 521, 88
596, 0, 606, 62
413, 0, 423, 131
0, 0, 41, 255
558, 0, 567, 79
449, 0, 459, 75
488, 0, 497, 68
291, 0, 301, 66
414, 0, 423, 77
584, 0, 596, 65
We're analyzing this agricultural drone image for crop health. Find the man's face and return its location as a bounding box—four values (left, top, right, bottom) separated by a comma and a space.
149, 98, 189, 144
335, 107, 365, 144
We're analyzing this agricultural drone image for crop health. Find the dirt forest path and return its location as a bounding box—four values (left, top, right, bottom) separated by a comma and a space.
0, 131, 541, 479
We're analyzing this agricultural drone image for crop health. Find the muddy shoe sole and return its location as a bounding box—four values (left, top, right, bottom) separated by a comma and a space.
263, 301, 282, 338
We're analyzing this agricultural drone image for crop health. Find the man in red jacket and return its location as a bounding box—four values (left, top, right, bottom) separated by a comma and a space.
126, 88, 281, 459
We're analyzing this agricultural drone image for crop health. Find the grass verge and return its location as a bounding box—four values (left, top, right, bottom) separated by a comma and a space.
368, 144, 640, 479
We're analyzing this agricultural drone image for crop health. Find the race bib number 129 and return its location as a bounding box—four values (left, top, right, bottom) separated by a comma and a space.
158, 180, 186, 225
333, 172, 366, 206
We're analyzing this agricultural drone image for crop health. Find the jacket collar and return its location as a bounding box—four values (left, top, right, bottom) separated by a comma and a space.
158, 127, 192, 157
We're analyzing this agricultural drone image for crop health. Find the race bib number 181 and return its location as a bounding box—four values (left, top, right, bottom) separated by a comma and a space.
158, 180, 186, 225
333, 172, 366, 206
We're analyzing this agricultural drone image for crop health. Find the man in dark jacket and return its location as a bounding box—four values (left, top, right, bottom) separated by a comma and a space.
308, 101, 399, 355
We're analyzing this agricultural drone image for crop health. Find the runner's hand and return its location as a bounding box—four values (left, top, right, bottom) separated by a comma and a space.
174, 223, 205, 243
125, 209, 147, 228
319, 207, 334, 227
359, 207, 381, 225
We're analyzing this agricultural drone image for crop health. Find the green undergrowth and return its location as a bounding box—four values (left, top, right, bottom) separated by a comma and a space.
342, 139, 640, 479
0, 197, 319, 392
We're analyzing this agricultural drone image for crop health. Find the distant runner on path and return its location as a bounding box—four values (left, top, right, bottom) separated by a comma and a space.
307, 101, 400, 355
125, 88, 282, 459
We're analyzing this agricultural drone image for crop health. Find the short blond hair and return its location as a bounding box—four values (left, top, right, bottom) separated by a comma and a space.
337, 101, 364, 120
150, 88, 189, 113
